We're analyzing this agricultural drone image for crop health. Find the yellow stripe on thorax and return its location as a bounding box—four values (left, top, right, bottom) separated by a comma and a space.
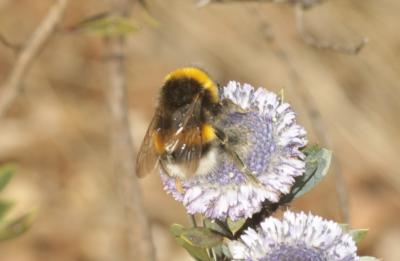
165, 67, 219, 103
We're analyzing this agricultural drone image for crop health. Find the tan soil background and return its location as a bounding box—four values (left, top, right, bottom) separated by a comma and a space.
0, 0, 400, 260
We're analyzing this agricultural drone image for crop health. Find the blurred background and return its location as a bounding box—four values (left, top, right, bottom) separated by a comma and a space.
0, 0, 399, 260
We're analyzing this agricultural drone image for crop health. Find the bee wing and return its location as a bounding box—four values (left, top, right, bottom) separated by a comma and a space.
168, 126, 203, 177
135, 115, 160, 178
164, 95, 203, 177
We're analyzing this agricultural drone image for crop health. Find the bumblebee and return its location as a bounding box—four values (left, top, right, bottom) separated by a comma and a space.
135, 67, 258, 184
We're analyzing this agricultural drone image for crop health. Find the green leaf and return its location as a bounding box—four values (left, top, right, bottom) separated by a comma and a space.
222, 243, 233, 259
203, 219, 231, 237
170, 223, 185, 237
0, 200, 14, 221
210, 245, 224, 259
349, 228, 369, 244
0, 211, 35, 241
69, 12, 138, 36
175, 238, 211, 261
339, 223, 349, 231
141, 8, 160, 28
0, 163, 16, 192
227, 218, 245, 236
171, 224, 212, 261
359, 257, 380, 261
285, 146, 332, 201
339, 225, 369, 245
170, 224, 223, 259
180, 227, 223, 248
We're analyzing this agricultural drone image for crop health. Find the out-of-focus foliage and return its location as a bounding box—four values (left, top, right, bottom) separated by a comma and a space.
283, 145, 332, 202
68, 12, 138, 36
0, 164, 34, 242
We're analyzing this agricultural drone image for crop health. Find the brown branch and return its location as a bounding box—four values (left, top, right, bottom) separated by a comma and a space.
199, 0, 367, 55
106, 1, 155, 260
198, 0, 324, 8
274, 49, 350, 223
0, 0, 69, 118
0, 33, 22, 53
197, 0, 278, 7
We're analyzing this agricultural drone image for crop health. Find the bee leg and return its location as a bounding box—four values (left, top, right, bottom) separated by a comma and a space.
214, 127, 261, 186
159, 159, 186, 193
229, 150, 261, 186
214, 128, 228, 145
221, 99, 248, 114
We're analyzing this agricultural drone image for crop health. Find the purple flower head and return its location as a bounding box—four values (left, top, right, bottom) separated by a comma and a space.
228, 211, 359, 261
161, 81, 307, 220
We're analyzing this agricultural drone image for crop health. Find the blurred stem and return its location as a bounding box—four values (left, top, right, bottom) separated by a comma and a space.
0, 33, 22, 53
212, 248, 217, 261
199, 0, 324, 8
274, 49, 350, 223
201, 217, 215, 260
189, 214, 198, 227
234, 0, 358, 222
294, 4, 367, 55
201, 0, 366, 55
0, 0, 69, 118
106, 1, 155, 261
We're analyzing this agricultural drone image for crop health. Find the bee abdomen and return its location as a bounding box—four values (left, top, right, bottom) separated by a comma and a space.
152, 123, 217, 156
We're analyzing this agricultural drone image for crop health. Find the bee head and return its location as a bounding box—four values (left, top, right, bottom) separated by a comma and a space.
161, 67, 219, 110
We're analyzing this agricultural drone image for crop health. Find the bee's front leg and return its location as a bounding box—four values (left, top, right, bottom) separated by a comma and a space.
214, 127, 261, 186
221, 99, 248, 114
214, 127, 228, 146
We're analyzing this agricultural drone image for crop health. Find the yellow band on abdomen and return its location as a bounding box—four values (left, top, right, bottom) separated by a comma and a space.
201, 123, 216, 143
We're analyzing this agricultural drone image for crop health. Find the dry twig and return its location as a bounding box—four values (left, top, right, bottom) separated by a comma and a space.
0, 0, 69, 118
197, 0, 325, 8
0, 33, 22, 53
294, 4, 368, 55
243, 0, 351, 222
106, 1, 155, 260
275, 49, 350, 223
198, 0, 367, 55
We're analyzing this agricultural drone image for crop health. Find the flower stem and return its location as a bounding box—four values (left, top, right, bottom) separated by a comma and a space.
189, 214, 198, 227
